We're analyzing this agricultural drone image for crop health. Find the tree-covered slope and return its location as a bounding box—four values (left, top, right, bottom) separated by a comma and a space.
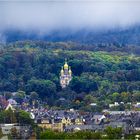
0, 41, 140, 110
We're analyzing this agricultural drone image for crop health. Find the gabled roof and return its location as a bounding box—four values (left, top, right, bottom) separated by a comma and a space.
5, 103, 16, 111
93, 115, 106, 120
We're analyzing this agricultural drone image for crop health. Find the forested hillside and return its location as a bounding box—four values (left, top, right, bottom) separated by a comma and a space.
0, 41, 140, 110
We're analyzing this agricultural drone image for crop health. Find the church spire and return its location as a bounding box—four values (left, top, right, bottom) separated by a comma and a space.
69, 66, 72, 75
60, 66, 64, 75
64, 58, 68, 69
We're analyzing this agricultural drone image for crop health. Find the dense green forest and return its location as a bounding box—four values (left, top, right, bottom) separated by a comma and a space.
0, 41, 140, 110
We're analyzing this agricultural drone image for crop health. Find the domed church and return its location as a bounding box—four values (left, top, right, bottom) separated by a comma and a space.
60, 59, 72, 88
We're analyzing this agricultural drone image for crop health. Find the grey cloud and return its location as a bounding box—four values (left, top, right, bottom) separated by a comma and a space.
0, 1, 140, 32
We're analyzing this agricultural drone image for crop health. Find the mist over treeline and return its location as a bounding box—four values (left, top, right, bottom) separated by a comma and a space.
1, 25, 140, 45
0, 1, 140, 44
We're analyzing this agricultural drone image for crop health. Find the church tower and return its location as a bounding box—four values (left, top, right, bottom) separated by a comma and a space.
60, 59, 72, 88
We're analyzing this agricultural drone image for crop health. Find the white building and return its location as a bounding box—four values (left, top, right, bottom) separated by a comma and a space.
60, 60, 72, 88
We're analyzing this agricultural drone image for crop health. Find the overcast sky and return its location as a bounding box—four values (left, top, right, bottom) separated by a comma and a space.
0, 0, 140, 33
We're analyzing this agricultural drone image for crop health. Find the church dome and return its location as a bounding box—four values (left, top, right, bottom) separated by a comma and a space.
61, 69, 64, 75
64, 62, 68, 69
69, 67, 72, 74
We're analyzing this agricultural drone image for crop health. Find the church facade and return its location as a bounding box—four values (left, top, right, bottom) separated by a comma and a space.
60, 60, 72, 88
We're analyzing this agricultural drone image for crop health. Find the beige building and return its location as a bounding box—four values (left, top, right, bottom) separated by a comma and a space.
38, 117, 84, 132
38, 119, 63, 132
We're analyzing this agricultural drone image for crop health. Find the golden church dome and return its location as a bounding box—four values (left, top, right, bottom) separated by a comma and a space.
69, 67, 72, 74
69, 69, 72, 73
61, 69, 64, 74
64, 62, 68, 69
